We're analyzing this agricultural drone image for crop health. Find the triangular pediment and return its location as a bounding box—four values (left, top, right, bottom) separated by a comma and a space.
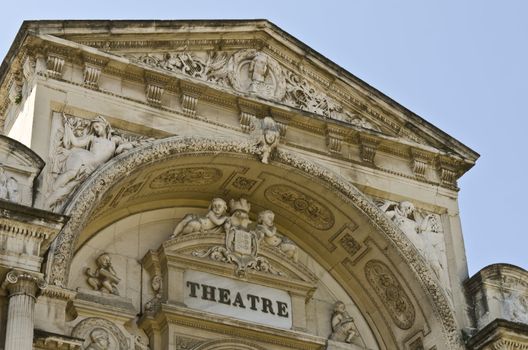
16, 19, 476, 160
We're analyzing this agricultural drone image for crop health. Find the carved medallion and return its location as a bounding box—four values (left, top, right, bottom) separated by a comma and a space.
264, 184, 334, 230
71, 317, 128, 350
150, 167, 222, 189
364, 260, 415, 329
228, 49, 286, 100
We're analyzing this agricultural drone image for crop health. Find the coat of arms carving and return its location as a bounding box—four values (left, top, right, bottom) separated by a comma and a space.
171, 197, 295, 277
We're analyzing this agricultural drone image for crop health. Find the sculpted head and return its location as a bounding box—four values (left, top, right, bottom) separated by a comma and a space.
90, 328, 110, 348
96, 253, 112, 269
90, 116, 111, 137
398, 201, 415, 217
209, 198, 228, 216
258, 210, 275, 228
334, 301, 346, 313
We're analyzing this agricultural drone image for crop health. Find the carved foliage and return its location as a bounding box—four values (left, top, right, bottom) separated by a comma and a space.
364, 260, 415, 329
71, 317, 128, 350
150, 167, 222, 189
129, 49, 380, 128
264, 184, 334, 230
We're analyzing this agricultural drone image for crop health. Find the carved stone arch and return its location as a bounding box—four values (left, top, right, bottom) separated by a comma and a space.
45, 136, 460, 349
193, 338, 268, 350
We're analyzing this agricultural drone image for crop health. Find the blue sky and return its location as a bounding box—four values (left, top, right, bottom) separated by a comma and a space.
1, 0, 526, 275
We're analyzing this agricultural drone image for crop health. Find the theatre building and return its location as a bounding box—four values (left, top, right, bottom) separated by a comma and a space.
0, 20, 526, 350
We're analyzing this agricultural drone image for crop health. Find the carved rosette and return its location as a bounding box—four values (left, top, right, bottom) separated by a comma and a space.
364, 260, 415, 329
227, 49, 286, 100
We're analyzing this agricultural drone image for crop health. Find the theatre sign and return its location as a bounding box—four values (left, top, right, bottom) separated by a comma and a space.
0, 19, 526, 350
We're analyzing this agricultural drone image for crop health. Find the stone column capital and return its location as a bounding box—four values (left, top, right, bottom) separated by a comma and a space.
2, 270, 46, 298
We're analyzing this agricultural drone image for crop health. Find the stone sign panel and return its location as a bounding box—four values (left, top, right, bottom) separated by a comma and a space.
184, 270, 292, 329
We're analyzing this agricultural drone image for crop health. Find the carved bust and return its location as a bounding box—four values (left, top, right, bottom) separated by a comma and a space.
86, 328, 112, 350
86, 253, 121, 295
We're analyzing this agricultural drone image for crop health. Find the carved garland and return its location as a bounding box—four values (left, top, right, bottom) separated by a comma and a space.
47, 136, 461, 349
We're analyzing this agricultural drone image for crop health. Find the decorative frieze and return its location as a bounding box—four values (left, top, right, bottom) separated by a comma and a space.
149, 167, 222, 189
264, 184, 335, 230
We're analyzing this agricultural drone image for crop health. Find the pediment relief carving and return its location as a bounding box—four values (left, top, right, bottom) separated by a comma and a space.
126, 49, 383, 133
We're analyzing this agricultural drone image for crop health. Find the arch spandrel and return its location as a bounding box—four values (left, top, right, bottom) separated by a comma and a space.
48, 136, 462, 350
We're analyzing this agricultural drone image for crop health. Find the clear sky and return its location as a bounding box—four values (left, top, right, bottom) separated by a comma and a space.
1, 0, 526, 275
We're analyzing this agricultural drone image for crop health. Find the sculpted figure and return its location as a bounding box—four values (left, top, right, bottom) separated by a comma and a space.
86, 328, 111, 350
0, 167, 8, 200
0, 167, 20, 203
381, 200, 446, 280
256, 117, 280, 164
6, 177, 19, 203
46, 115, 135, 210
171, 198, 229, 238
256, 210, 299, 262
329, 301, 360, 343
86, 253, 121, 295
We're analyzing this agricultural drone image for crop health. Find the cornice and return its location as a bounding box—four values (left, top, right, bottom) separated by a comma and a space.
2, 22, 478, 161
1, 32, 473, 188
158, 303, 326, 350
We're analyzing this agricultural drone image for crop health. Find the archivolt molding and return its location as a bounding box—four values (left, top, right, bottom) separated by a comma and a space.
46, 136, 461, 349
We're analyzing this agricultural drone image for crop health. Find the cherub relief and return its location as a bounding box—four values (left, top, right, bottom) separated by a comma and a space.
171, 198, 230, 238
256, 210, 299, 262
329, 301, 361, 344
46, 115, 135, 210
86, 253, 121, 295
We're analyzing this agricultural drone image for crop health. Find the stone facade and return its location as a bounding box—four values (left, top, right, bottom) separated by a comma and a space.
0, 19, 524, 350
